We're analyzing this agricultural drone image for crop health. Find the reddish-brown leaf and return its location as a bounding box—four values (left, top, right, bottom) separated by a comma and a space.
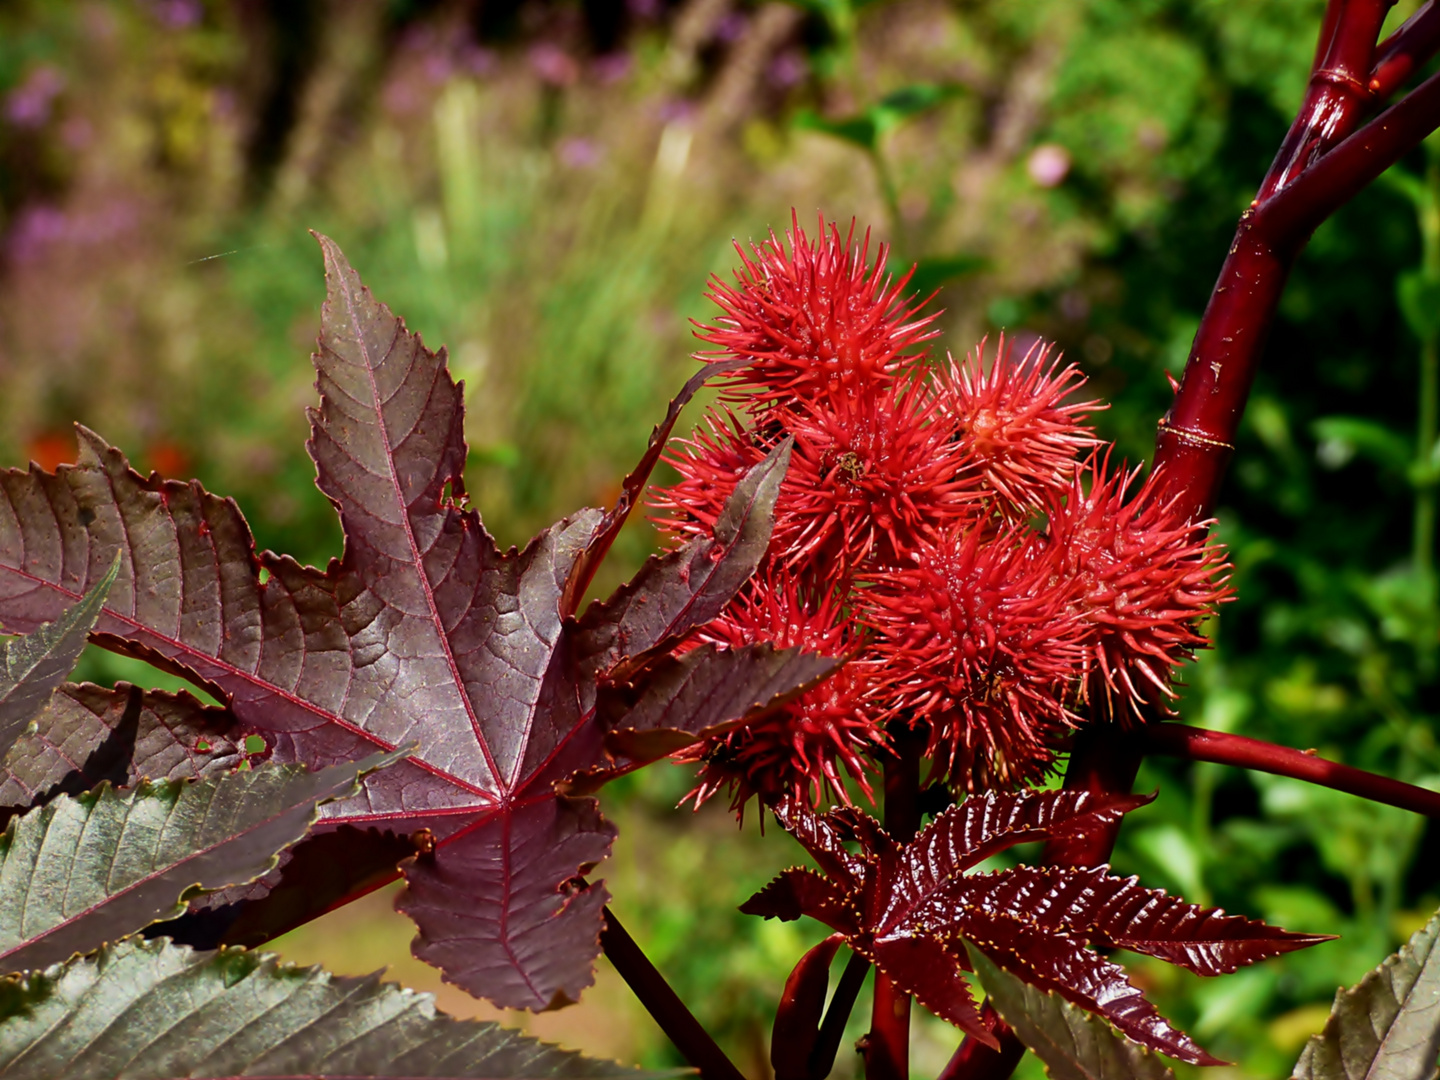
946, 865, 1333, 977
957, 926, 1225, 1066
0, 235, 819, 1012
739, 866, 858, 933
750, 788, 1318, 1065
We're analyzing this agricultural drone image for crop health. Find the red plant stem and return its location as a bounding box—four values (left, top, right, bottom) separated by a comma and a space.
1041, 725, 1146, 869
810, 952, 871, 1080
1372, 1, 1440, 99
864, 726, 925, 1080
982, 11, 1440, 1080
600, 907, 749, 1080
1143, 723, 1440, 815
1256, 0, 1392, 203
937, 1005, 1026, 1080
1063, 0, 1440, 881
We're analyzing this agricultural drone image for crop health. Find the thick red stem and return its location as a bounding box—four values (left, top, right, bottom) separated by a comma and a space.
982, 9, 1440, 1080
864, 727, 925, 1080
600, 907, 749, 1080
1143, 723, 1440, 815
1042, 725, 1146, 867
1257, 0, 1391, 203
937, 1005, 1026, 1080
1372, 1, 1440, 99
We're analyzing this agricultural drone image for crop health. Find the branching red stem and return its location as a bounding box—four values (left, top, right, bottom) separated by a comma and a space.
1143, 723, 1440, 815
1257, 0, 1392, 203
600, 907, 749, 1080
1372, 0, 1440, 99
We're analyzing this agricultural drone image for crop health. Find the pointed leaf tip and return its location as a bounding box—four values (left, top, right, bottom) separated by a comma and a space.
971, 948, 1181, 1080
0, 552, 121, 761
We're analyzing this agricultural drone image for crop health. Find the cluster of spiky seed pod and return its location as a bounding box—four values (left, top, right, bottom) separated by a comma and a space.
649, 215, 1231, 808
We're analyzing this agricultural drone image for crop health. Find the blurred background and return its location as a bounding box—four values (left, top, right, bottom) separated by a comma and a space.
3, 0, 1440, 1076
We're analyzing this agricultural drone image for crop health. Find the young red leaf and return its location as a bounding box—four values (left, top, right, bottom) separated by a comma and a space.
969, 945, 1182, 1080
0, 236, 821, 1013
947, 865, 1334, 977
957, 925, 1223, 1066
738, 866, 858, 933
771, 933, 844, 1080
747, 789, 1324, 1065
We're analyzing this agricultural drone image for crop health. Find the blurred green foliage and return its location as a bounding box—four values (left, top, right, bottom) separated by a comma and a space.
3, 0, 1440, 1077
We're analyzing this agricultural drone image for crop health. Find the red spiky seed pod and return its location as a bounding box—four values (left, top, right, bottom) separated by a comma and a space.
773, 377, 974, 580
680, 572, 884, 812
651, 385, 973, 586
863, 526, 1088, 790
933, 336, 1101, 514
697, 214, 939, 409
1045, 458, 1233, 724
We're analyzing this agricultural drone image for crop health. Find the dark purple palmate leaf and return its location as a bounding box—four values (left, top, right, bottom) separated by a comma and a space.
743, 788, 1328, 1065
0, 235, 818, 1011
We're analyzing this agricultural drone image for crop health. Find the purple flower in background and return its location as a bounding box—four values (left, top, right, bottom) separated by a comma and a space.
5, 67, 64, 129
592, 52, 633, 84
557, 136, 602, 169
460, 45, 498, 76
5, 200, 138, 264
1027, 143, 1072, 188
658, 97, 696, 123
529, 43, 580, 87
767, 50, 807, 89
627, 0, 662, 22
424, 54, 454, 84
146, 0, 202, 28
6, 206, 68, 263
715, 13, 749, 43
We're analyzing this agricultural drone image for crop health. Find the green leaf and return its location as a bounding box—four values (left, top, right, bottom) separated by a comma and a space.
870, 83, 959, 134
1291, 906, 1440, 1080
1398, 270, 1440, 342
970, 947, 1179, 1080
0, 554, 119, 763
1310, 417, 1414, 475
792, 84, 959, 153
794, 108, 878, 151
0, 936, 663, 1079
0, 747, 407, 973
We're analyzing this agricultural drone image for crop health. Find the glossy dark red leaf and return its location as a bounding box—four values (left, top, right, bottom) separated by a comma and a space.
739, 866, 858, 933
948, 865, 1334, 977
870, 934, 990, 1044
750, 788, 1319, 1065
0, 235, 819, 1013
957, 926, 1225, 1067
